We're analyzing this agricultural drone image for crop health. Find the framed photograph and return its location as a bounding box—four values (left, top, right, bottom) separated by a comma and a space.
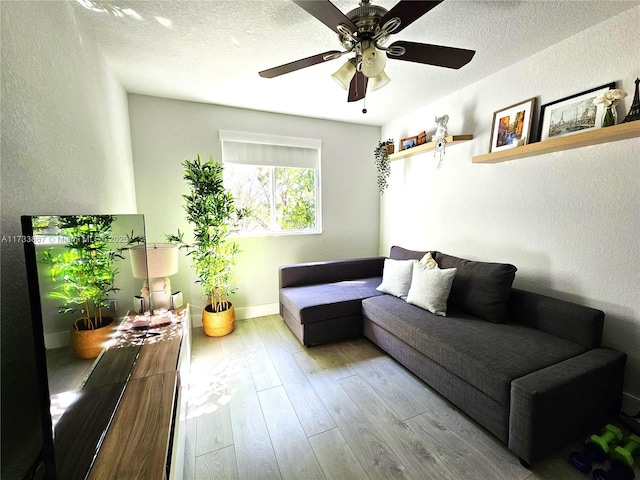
400, 136, 418, 150
416, 131, 427, 145
489, 97, 535, 153
537, 82, 615, 142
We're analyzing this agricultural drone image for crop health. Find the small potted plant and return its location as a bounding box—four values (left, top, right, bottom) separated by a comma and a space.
169, 155, 246, 337
593, 88, 628, 127
43, 215, 142, 359
374, 139, 394, 194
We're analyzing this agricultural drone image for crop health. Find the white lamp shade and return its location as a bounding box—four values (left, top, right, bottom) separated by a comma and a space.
331, 60, 356, 90
370, 70, 391, 91
361, 46, 386, 78
130, 244, 179, 279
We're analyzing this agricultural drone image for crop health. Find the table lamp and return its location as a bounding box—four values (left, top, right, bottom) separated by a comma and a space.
130, 243, 179, 312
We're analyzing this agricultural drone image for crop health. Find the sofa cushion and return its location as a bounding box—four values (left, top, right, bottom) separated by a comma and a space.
280, 277, 383, 325
434, 252, 517, 323
406, 264, 457, 316
376, 259, 415, 299
280, 257, 385, 288
389, 245, 437, 261
362, 295, 587, 406
508, 288, 604, 349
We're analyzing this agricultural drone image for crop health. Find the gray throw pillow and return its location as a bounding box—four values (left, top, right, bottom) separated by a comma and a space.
389, 245, 437, 261
376, 259, 416, 299
434, 252, 517, 323
406, 263, 457, 316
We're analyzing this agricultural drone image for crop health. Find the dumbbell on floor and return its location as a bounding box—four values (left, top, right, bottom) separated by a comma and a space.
593, 435, 640, 480
592, 460, 635, 480
611, 435, 640, 467
569, 424, 624, 473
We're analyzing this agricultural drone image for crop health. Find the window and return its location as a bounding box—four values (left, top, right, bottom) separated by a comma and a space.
220, 130, 321, 236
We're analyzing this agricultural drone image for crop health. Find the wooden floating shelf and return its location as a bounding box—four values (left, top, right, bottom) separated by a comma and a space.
389, 134, 473, 161
472, 121, 640, 164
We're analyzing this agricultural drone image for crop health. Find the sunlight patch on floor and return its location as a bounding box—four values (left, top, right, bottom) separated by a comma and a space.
185, 351, 257, 419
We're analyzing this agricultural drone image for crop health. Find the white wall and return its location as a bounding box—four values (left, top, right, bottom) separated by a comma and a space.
381, 8, 640, 397
1, 1, 136, 477
128, 94, 381, 319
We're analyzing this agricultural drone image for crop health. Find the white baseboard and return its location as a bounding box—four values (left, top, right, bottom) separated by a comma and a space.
189, 303, 280, 328
45, 331, 70, 350
235, 303, 280, 320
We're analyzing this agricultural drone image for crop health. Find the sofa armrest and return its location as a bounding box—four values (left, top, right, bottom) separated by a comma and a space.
507, 289, 604, 348
279, 257, 385, 288
509, 348, 626, 464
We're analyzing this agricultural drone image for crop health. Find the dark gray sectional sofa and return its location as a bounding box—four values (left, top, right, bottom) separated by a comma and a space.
279, 246, 627, 465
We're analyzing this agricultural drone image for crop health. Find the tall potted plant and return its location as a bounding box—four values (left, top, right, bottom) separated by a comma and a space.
43, 215, 141, 359
169, 154, 244, 337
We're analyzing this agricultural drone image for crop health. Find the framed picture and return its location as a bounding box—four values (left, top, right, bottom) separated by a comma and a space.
400, 136, 418, 150
416, 131, 427, 145
537, 82, 615, 142
489, 98, 535, 153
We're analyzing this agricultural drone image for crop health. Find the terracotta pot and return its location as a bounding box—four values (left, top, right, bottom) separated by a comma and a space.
70, 317, 114, 359
202, 302, 235, 337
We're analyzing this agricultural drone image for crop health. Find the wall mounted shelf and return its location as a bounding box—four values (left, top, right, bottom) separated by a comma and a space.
389, 134, 473, 161
472, 121, 640, 164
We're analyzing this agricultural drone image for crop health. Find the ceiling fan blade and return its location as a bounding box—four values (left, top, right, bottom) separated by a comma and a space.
292, 0, 357, 34
259, 50, 341, 78
388, 41, 475, 69
380, 1, 443, 33
348, 71, 368, 102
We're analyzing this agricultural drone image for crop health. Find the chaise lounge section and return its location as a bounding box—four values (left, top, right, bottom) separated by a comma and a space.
279, 256, 385, 346
278, 246, 627, 465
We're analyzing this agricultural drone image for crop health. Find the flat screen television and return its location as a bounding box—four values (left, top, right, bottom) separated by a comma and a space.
21, 214, 149, 479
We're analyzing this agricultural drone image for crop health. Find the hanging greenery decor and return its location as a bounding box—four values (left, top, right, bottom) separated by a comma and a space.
374, 139, 394, 194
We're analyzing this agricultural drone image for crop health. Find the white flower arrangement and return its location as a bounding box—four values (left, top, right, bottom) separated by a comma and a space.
593, 89, 628, 106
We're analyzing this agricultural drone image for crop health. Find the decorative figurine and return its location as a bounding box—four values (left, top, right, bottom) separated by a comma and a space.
622, 78, 640, 123
432, 115, 449, 141
433, 115, 449, 168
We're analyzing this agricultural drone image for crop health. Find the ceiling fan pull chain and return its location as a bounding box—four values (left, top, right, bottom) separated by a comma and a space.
362, 96, 367, 114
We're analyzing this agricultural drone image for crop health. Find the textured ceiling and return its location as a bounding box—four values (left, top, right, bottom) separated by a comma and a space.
70, 0, 639, 126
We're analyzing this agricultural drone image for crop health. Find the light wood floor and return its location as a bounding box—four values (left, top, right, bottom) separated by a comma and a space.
183, 315, 637, 480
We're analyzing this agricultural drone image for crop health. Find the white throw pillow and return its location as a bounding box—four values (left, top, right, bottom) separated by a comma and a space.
376, 259, 416, 299
406, 263, 457, 316
419, 252, 439, 269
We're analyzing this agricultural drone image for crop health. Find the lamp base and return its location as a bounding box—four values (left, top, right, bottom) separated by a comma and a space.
151, 277, 172, 311
134, 278, 179, 313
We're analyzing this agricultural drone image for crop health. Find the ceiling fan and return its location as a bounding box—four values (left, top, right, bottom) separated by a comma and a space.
258, 0, 476, 103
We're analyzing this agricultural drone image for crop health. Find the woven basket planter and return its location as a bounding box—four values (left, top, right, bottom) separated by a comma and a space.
70, 317, 114, 359
202, 303, 235, 337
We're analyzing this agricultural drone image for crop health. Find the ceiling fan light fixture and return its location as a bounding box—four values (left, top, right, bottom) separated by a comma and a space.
331, 58, 357, 90
370, 70, 391, 91
361, 45, 386, 78
259, 1, 476, 104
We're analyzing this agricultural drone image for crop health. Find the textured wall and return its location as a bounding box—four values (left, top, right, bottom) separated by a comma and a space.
380, 8, 640, 396
1, 2, 136, 477
128, 94, 381, 318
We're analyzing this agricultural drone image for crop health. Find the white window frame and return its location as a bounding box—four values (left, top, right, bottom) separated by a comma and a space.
219, 130, 322, 237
